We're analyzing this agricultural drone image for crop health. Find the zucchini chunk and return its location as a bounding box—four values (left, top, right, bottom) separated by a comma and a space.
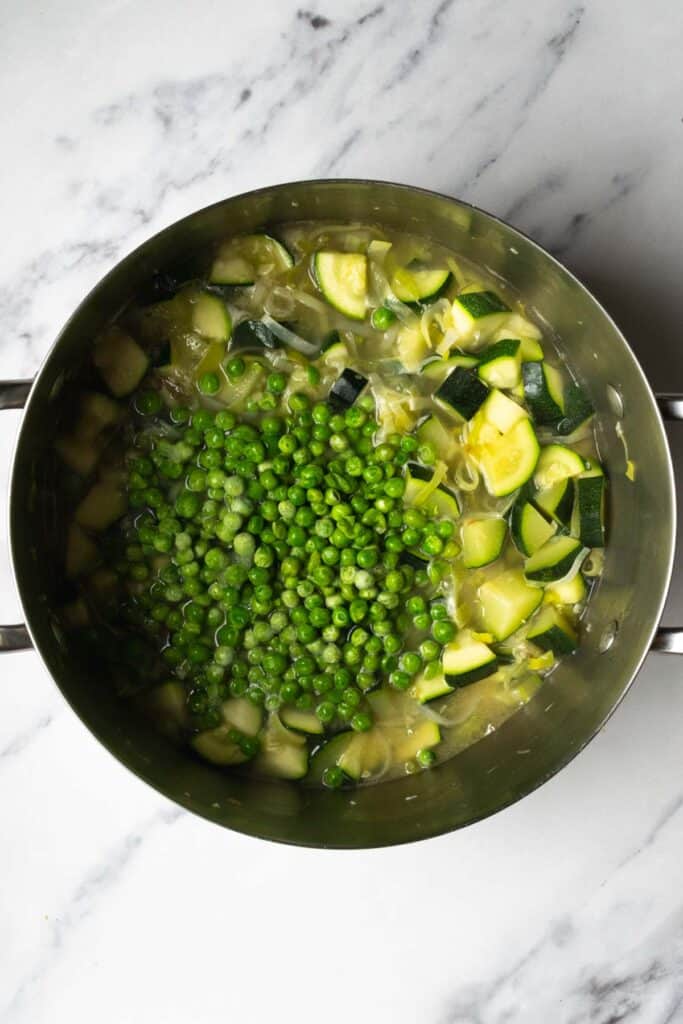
65, 522, 100, 578
210, 234, 293, 285
545, 572, 588, 606
477, 339, 521, 389
461, 516, 507, 568
533, 444, 586, 490
94, 326, 149, 397
314, 252, 368, 320
404, 463, 460, 518
253, 713, 308, 779
509, 495, 557, 556
390, 265, 450, 304
435, 366, 489, 420
411, 669, 454, 704
308, 732, 355, 785
420, 354, 479, 382
231, 319, 281, 352
397, 323, 430, 372
479, 568, 544, 641
533, 478, 574, 524
392, 720, 441, 762
221, 697, 262, 736
280, 707, 324, 735
75, 478, 127, 531
572, 471, 605, 548
557, 380, 594, 435
478, 388, 528, 433
415, 414, 454, 453
451, 288, 510, 345
527, 605, 578, 654
192, 725, 251, 766
443, 632, 498, 687
328, 368, 368, 410
475, 417, 540, 497
524, 535, 585, 583
191, 292, 232, 341
522, 360, 565, 424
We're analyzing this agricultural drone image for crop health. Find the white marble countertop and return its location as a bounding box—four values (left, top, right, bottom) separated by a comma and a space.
3, 2, 683, 1021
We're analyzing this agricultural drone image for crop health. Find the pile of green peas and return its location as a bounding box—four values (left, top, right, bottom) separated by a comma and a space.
122, 371, 460, 740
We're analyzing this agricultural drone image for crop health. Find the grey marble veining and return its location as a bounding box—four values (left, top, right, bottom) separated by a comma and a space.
2, 1, 683, 1021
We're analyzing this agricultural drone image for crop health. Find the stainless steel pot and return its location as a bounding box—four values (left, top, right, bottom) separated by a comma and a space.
2, 180, 681, 848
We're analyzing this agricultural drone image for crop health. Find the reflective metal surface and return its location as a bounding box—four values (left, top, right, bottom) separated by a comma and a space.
0, 181, 678, 847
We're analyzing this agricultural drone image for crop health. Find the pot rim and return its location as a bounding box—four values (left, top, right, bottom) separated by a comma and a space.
7, 178, 677, 847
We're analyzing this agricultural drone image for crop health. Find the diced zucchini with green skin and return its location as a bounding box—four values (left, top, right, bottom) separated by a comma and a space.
545, 572, 588, 606
307, 733, 354, 785
254, 713, 308, 779
497, 312, 542, 342
416, 414, 454, 453
477, 339, 521, 389
404, 461, 433, 503
557, 381, 594, 435
328, 368, 368, 410
518, 336, 545, 361
442, 633, 498, 687
318, 329, 349, 367
191, 292, 232, 341
476, 418, 541, 497
572, 472, 605, 548
533, 444, 586, 490
522, 361, 565, 424
280, 707, 324, 735
404, 464, 460, 517
509, 496, 557, 556
461, 517, 507, 568
479, 388, 528, 433
210, 234, 293, 285
75, 479, 127, 531
400, 549, 429, 571
192, 725, 250, 766
335, 732, 389, 781
478, 568, 544, 640
489, 327, 544, 362
527, 605, 578, 654
393, 720, 441, 762
411, 669, 454, 704
435, 367, 489, 420
451, 289, 510, 346
314, 252, 367, 320
141, 681, 189, 739
221, 697, 262, 736
533, 479, 574, 524
424, 483, 460, 519
524, 535, 585, 583
391, 265, 451, 303
78, 392, 123, 438
94, 326, 149, 397
55, 435, 100, 477
231, 319, 281, 352
65, 522, 100, 578
420, 354, 479, 381
397, 323, 430, 372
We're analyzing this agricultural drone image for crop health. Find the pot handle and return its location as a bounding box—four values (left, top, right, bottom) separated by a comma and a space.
652, 394, 683, 653
1, 383, 682, 656
0, 379, 34, 652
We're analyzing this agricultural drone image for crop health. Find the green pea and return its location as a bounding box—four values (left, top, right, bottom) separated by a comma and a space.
198, 372, 220, 395
226, 357, 246, 380
135, 390, 162, 416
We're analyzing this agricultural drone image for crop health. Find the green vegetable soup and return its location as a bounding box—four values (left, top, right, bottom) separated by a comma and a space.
57, 223, 605, 787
